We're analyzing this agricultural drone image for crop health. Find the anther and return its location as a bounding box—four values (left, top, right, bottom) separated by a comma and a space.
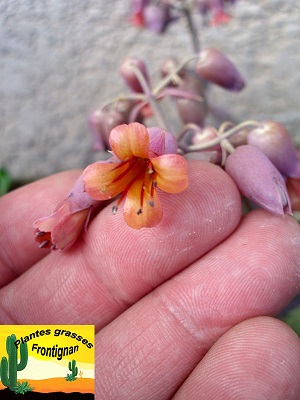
137, 209, 143, 215
112, 205, 118, 214
35, 230, 46, 238
149, 199, 154, 207
39, 240, 50, 249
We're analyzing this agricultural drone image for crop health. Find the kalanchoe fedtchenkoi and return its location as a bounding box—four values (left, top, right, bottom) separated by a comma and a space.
247, 120, 300, 178
83, 122, 188, 229
196, 48, 245, 92
225, 145, 292, 216
33, 176, 100, 250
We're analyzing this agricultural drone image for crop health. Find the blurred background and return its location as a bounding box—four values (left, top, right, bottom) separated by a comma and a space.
1, 0, 300, 182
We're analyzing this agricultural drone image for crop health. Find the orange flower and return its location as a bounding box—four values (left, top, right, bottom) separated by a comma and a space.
83, 123, 188, 229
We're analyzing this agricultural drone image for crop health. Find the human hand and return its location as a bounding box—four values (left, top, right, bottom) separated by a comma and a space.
0, 160, 299, 399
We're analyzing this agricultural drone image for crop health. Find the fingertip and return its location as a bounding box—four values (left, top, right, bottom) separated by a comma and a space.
174, 316, 300, 399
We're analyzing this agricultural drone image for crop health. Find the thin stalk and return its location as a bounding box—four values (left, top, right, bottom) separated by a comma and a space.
129, 63, 170, 130
186, 120, 261, 152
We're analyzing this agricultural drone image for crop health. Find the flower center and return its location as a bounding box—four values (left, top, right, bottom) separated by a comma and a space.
112, 157, 157, 215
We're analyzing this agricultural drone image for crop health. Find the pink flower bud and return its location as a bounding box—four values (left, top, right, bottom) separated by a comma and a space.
119, 57, 150, 93
88, 109, 124, 152
247, 121, 300, 178
192, 126, 222, 162
196, 48, 245, 91
225, 145, 292, 216
143, 4, 173, 33
88, 100, 143, 151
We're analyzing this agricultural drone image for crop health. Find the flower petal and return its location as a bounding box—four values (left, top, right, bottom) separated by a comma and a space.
109, 123, 149, 160
83, 159, 141, 200
123, 176, 163, 229
151, 154, 189, 193
148, 127, 178, 156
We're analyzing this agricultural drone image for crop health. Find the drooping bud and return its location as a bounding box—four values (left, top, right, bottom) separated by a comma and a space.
247, 120, 300, 178
88, 100, 143, 151
119, 57, 150, 93
225, 145, 292, 216
196, 48, 245, 92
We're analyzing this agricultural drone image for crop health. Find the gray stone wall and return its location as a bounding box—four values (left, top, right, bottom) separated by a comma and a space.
1, 0, 300, 180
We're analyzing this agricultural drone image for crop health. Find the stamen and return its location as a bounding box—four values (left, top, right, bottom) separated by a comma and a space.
35, 230, 46, 238
39, 240, 50, 249
137, 209, 143, 215
51, 244, 57, 251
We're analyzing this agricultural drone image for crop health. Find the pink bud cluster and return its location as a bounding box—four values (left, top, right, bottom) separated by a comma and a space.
88, 47, 245, 151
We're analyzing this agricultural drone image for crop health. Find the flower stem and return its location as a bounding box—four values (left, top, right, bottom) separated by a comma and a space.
181, 2, 200, 53
129, 63, 170, 130
152, 55, 199, 96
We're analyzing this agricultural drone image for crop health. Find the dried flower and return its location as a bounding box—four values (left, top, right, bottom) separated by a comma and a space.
225, 145, 292, 216
196, 48, 245, 92
83, 122, 188, 229
33, 176, 99, 250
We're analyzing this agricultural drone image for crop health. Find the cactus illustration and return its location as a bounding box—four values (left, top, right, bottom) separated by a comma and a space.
68, 359, 78, 380
0, 334, 28, 391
